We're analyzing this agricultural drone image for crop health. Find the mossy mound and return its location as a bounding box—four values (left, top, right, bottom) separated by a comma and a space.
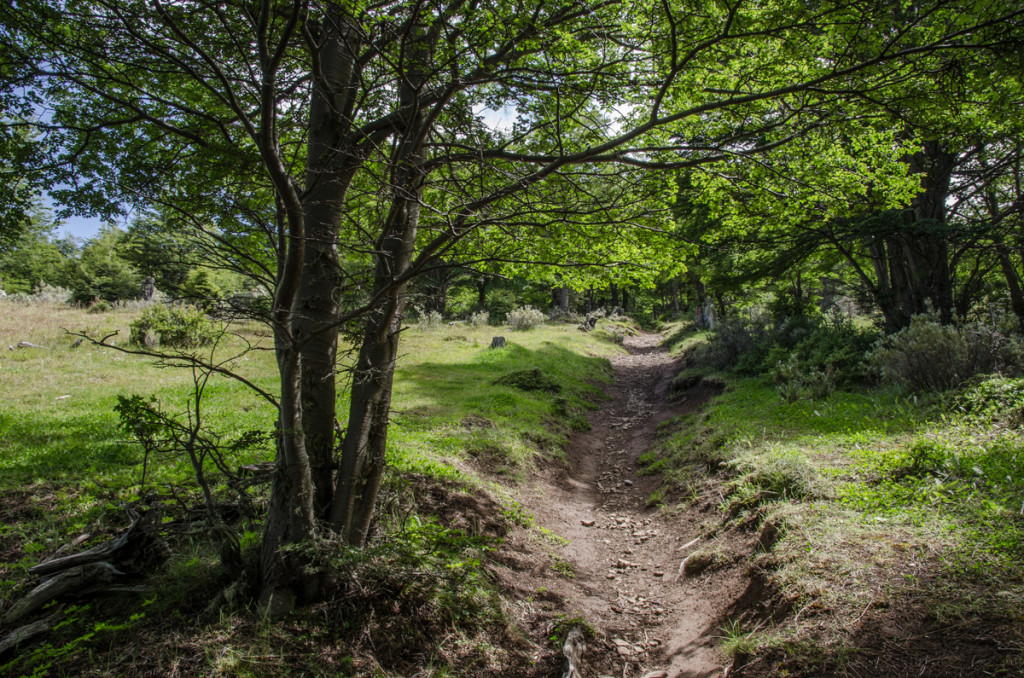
493, 368, 561, 393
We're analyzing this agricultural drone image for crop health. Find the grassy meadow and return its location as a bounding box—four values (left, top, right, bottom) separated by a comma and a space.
0, 300, 626, 677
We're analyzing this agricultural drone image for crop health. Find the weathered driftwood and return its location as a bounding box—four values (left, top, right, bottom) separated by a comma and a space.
0, 615, 56, 656
561, 625, 586, 678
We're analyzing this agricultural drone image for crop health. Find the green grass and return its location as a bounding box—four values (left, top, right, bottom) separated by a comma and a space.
0, 301, 623, 677
647, 327, 1024, 674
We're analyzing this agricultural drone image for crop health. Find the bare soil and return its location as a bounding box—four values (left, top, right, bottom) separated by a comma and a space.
490, 332, 760, 678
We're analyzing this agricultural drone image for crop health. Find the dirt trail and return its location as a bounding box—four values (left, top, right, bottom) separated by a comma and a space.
509, 331, 755, 678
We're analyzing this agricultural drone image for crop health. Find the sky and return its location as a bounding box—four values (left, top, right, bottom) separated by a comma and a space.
56, 213, 106, 240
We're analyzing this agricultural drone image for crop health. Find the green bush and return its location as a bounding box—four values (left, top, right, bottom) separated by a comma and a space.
129, 304, 219, 348
765, 314, 879, 386
87, 300, 112, 314
866, 314, 1024, 392
953, 376, 1024, 427
507, 305, 546, 331
772, 355, 835, 402
414, 308, 444, 330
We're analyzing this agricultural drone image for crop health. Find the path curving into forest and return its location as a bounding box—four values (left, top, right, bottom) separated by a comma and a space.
508, 331, 756, 678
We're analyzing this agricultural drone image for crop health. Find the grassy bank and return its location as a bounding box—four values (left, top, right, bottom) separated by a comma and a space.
650, 325, 1024, 676
0, 301, 625, 677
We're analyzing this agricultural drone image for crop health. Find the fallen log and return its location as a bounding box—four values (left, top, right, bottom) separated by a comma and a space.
3, 562, 124, 624
29, 515, 168, 578
0, 615, 56, 656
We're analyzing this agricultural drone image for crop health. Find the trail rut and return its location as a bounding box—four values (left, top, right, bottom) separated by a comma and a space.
504, 332, 757, 678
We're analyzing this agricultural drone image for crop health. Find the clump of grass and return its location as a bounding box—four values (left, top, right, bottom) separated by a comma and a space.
493, 368, 561, 393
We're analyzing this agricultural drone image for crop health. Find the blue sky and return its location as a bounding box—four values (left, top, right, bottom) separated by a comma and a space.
56, 214, 105, 240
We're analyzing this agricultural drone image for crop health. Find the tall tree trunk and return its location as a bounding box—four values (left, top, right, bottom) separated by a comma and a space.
330, 174, 422, 544
329, 16, 433, 545
293, 7, 363, 519
897, 141, 957, 324
476, 276, 489, 308
260, 347, 318, 613
996, 241, 1024, 329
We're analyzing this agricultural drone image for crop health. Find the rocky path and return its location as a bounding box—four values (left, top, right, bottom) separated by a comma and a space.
510, 331, 753, 678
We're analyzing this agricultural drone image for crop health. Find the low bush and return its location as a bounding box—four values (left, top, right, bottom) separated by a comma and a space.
2, 283, 73, 306
866, 314, 1024, 392
470, 310, 490, 327
507, 305, 546, 331
129, 304, 219, 348
772, 356, 835, 402
486, 288, 517, 323
413, 308, 444, 330
690, 311, 877, 389
953, 376, 1024, 427
87, 300, 112, 314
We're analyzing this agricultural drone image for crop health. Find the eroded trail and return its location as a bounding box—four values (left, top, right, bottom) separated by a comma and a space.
507, 332, 753, 678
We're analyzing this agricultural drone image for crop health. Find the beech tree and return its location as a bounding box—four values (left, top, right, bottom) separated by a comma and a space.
3, 0, 1021, 609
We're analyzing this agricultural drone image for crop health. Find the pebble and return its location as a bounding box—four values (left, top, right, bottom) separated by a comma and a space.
624, 479, 633, 486
653, 571, 664, 577
641, 672, 668, 678
581, 519, 595, 527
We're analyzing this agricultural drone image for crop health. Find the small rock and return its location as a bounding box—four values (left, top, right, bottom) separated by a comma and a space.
581, 519, 596, 527
683, 551, 715, 577
624, 479, 633, 486
615, 559, 632, 569
653, 571, 664, 577
611, 638, 631, 647
616, 646, 632, 657
641, 672, 668, 678
606, 572, 617, 579
611, 605, 622, 614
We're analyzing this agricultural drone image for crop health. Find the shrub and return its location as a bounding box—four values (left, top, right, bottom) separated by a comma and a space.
507, 305, 546, 331
953, 376, 1024, 427
129, 304, 219, 348
690, 312, 773, 369
772, 356, 836, 402
87, 300, 112, 314
470, 310, 490, 327
866, 314, 1024, 392
415, 309, 444, 330
764, 313, 879, 386
2, 283, 73, 306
